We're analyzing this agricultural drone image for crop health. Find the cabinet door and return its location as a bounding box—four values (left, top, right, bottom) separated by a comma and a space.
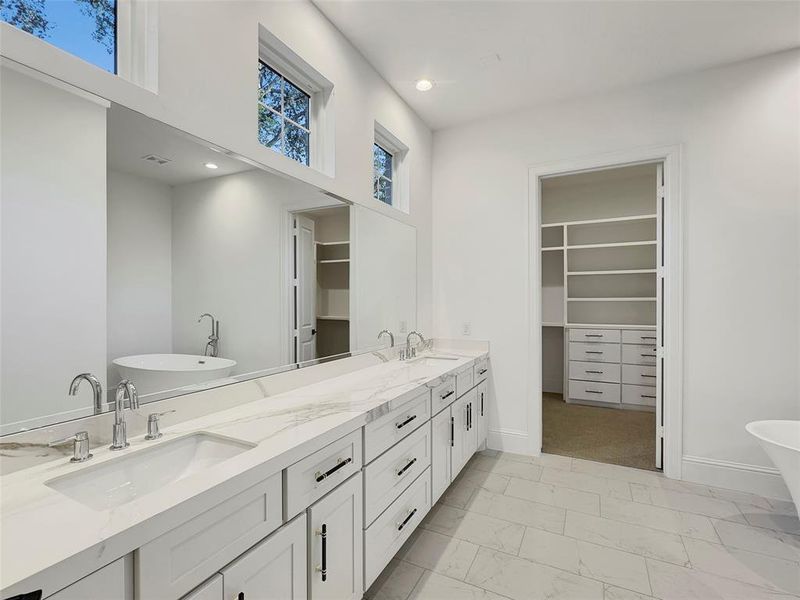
465, 390, 479, 459
450, 395, 470, 479
476, 380, 488, 449
222, 515, 306, 600
181, 575, 222, 600
430, 407, 452, 503
308, 473, 363, 600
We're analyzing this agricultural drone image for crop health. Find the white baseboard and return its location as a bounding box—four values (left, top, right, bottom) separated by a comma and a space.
488, 428, 531, 455
682, 455, 791, 501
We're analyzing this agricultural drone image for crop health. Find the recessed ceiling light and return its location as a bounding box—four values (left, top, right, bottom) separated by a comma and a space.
204, 162, 219, 169
415, 79, 434, 92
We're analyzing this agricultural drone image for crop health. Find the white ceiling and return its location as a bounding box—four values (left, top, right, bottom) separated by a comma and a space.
314, 1, 800, 130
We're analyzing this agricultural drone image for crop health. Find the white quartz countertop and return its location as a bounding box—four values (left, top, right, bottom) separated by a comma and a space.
0, 348, 487, 597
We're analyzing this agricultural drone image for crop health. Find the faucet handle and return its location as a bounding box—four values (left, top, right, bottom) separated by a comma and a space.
145, 410, 176, 441
48, 431, 92, 462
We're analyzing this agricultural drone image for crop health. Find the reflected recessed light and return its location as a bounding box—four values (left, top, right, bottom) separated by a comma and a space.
204, 162, 219, 169
415, 79, 434, 92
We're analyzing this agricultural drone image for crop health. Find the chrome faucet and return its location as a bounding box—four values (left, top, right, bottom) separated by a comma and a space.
377, 329, 395, 348
198, 313, 220, 357
110, 380, 139, 450
69, 373, 103, 414
402, 331, 426, 360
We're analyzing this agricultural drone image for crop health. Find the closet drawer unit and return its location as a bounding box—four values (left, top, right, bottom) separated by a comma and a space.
569, 328, 621, 343
568, 380, 620, 404
364, 390, 430, 463
622, 364, 657, 387
622, 344, 657, 365
364, 467, 431, 589
622, 384, 657, 407
285, 430, 362, 519
568, 342, 620, 363
621, 330, 658, 345
568, 360, 620, 384
456, 365, 474, 397
363, 422, 432, 526
474, 358, 489, 383
136, 473, 282, 600
431, 375, 457, 415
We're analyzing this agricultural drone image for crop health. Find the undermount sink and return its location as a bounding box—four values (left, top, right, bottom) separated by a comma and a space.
45, 433, 255, 511
409, 354, 460, 365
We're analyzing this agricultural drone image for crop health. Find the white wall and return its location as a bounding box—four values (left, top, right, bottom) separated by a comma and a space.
0, 0, 433, 336
107, 170, 173, 389
0, 66, 107, 431
432, 50, 800, 491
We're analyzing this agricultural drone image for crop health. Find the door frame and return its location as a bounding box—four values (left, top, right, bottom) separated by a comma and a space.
528, 144, 683, 479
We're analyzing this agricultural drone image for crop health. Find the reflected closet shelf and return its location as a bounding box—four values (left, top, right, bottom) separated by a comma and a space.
566, 323, 656, 329
567, 297, 656, 302
567, 269, 656, 276
318, 259, 350, 264
317, 315, 350, 321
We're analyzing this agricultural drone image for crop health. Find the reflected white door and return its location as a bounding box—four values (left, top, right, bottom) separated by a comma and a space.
655, 162, 665, 470
296, 215, 317, 362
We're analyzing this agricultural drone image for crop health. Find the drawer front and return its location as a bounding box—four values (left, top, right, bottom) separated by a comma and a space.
182, 575, 222, 600
568, 360, 620, 383
431, 375, 457, 415
456, 366, 475, 397
622, 364, 657, 387
364, 468, 431, 589
473, 358, 489, 383
364, 422, 432, 527
137, 473, 282, 599
622, 329, 658, 345
285, 430, 363, 519
568, 342, 621, 363
569, 328, 621, 343
364, 391, 430, 463
622, 344, 657, 365
48, 555, 132, 600
569, 380, 621, 404
622, 384, 657, 407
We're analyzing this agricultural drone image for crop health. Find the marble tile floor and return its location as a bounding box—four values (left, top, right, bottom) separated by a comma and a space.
365, 450, 800, 600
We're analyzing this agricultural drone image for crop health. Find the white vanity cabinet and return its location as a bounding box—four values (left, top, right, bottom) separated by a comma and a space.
45, 555, 133, 600
430, 407, 453, 503
476, 379, 488, 448
451, 388, 478, 479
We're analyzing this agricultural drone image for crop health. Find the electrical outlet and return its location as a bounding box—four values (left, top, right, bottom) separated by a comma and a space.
399, 320, 408, 334
462, 322, 472, 336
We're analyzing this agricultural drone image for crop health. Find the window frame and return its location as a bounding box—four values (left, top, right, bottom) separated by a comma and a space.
258, 60, 312, 166
373, 122, 410, 213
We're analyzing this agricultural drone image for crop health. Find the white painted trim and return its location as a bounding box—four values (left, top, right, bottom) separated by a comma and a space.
682, 455, 791, 501
488, 428, 530, 455
528, 144, 684, 479
0, 58, 110, 108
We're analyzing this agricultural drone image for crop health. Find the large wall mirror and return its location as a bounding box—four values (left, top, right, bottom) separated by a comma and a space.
0, 64, 417, 435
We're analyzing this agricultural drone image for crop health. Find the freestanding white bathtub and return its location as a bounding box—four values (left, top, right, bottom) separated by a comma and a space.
113, 354, 237, 396
746, 420, 800, 514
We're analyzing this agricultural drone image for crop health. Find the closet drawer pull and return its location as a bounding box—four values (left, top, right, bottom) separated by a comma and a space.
641, 394, 657, 399
396, 415, 418, 429
585, 370, 604, 374
396, 457, 417, 477
585, 351, 604, 354
641, 353, 656, 358
641, 374, 657, 378
585, 334, 604, 338
586, 390, 603, 394
440, 390, 454, 400
397, 508, 418, 531
315, 457, 352, 482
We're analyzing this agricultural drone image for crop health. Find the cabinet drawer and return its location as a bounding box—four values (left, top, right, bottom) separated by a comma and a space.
622, 344, 657, 365
569, 380, 620, 404
456, 366, 474, 397
364, 391, 430, 464
568, 360, 620, 383
364, 468, 431, 589
622, 364, 657, 387
364, 422, 431, 527
137, 473, 282, 599
568, 342, 620, 363
285, 429, 362, 519
181, 575, 222, 600
431, 375, 456, 415
473, 358, 489, 383
47, 555, 133, 600
622, 329, 658, 345
622, 384, 657, 407
569, 328, 621, 343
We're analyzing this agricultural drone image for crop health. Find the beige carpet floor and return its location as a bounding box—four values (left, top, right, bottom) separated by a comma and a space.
542, 392, 657, 471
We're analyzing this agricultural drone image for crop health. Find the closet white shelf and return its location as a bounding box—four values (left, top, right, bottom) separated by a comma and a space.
541, 246, 564, 252
541, 213, 657, 228
542, 322, 565, 327
318, 259, 350, 264
567, 297, 656, 302
567, 323, 657, 330
317, 315, 350, 321
567, 240, 656, 250
316, 240, 350, 246
567, 269, 656, 276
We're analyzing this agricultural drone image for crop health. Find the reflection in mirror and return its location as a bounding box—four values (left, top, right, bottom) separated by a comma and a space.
0, 65, 417, 435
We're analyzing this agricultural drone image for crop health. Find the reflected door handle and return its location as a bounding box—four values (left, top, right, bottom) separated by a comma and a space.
311, 329, 317, 335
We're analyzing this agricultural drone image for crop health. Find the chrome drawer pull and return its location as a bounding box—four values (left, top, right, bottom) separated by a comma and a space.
315, 457, 352, 482
586, 390, 603, 394
396, 414, 418, 429
641, 374, 657, 378
641, 394, 657, 399
397, 508, 418, 531
585, 351, 603, 354
585, 370, 603, 374
396, 457, 417, 477
440, 390, 454, 400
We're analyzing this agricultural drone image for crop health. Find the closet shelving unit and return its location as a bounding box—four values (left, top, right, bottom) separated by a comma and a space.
316, 240, 350, 321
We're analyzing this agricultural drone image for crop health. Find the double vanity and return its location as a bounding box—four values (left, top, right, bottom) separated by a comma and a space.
0, 343, 490, 600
